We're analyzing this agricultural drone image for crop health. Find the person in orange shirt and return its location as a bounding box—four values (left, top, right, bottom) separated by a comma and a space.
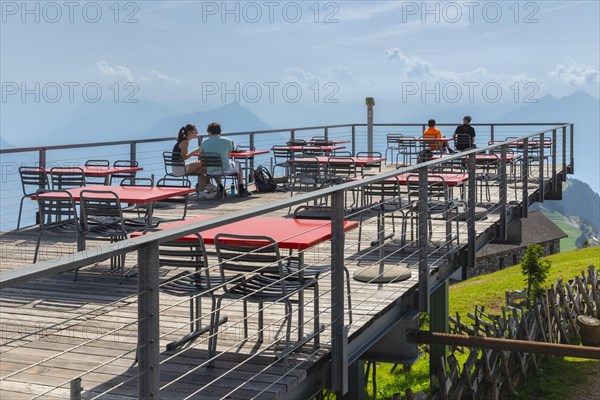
423, 119, 454, 153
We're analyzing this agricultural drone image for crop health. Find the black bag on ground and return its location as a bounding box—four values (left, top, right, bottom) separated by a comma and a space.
253, 165, 277, 193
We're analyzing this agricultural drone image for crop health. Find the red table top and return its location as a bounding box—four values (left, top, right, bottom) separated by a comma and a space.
36, 185, 195, 204
131, 216, 358, 250
47, 166, 143, 177
230, 150, 269, 158
272, 145, 345, 152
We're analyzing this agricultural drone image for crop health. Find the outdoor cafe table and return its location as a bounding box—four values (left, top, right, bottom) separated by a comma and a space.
132, 215, 359, 341
307, 140, 351, 145
36, 185, 195, 225
47, 165, 143, 185
230, 149, 269, 183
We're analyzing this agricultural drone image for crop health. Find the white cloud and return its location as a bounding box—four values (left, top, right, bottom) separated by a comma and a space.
147, 70, 181, 85
548, 63, 599, 86
384, 48, 434, 79
96, 61, 134, 81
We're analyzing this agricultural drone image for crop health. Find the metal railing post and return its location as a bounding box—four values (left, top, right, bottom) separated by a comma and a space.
499, 144, 507, 240
290, 129, 295, 143
418, 166, 429, 312
552, 129, 557, 192
351, 125, 356, 156
522, 138, 529, 218
324, 127, 329, 141
130, 142, 137, 162
38, 148, 46, 169
562, 126, 567, 182
538, 133, 545, 202
138, 242, 160, 399
331, 190, 348, 396
490, 124, 494, 142
70, 378, 82, 400
466, 153, 476, 280
570, 124, 574, 174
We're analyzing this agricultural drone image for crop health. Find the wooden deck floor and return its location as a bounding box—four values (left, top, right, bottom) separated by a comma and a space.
0, 164, 551, 399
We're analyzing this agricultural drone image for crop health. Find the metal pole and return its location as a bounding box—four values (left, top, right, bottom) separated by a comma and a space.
466, 153, 476, 280
366, 98, 374, 154
490, 124, 495, 142
351, 125, 356, 156
538, 133, 544, 203
38, 148, 47, 169
570, 124, 574, 174
552, 129, 557, 192
130, 142, 137, 162
522, 138, 529, 218
70, 378, 82, 400
499, 144, 507, 240
324, 126, 329, 141
562, 126, 567, 182
410, 331, 600, 359
429, 280, 448, 376
138, 242, 160, 399
418, 166, 429, 312
290, 129, 295, 143
331, 190, 348, 396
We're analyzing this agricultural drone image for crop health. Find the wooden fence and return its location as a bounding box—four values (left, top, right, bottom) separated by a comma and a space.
426, 265, 599, 400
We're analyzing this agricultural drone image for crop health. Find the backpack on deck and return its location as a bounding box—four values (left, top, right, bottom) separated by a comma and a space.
253, 165, 277, 193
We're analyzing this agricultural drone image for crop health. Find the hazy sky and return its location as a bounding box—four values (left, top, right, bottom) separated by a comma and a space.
1, 0, 599, 126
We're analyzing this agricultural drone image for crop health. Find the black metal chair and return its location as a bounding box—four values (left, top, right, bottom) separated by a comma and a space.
209, 234, 319, 367
271, 146, 294, 181
33, 189, 84, 264
109, 160, 139, 185
384, 133, 403, 166
79, 190, 140, 281
155, 177, 192, 223
49, 167, 85, 190
158, 236, 228, 351
17, 166, 48, 230
199, 152, 239, 200
119, 177, 155, 227
454, 133, 473, 151
84, 159, 110, 185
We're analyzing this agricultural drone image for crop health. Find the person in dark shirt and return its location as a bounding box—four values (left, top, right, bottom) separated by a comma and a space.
453, 116, 476, 150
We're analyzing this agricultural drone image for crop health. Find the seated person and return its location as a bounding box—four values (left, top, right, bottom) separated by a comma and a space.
453, 116, 476, 151
201, 122, 251, 197
172, 124, 208, 190
423, 119, 454, 153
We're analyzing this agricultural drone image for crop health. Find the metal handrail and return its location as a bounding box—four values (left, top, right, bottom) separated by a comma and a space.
0, 123, 572, 289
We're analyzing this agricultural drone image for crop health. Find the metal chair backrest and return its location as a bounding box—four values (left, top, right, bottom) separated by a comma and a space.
36, 189, 80, 231
406, 174, 447, 205
214, 233, 286, 293
199, 152, 233, 176
302, 146, 325, 156
49, 167, 86, 190
19, 167, 48, 196
79, 190, 125, 232
119, 177, 154, 187
363, 176, 401, 205
158, 236, 211, 283
310, 136, 332, 146
163, 151, 186, 176
110, 160, 139, 184
432, 160, 466, 174
293, 205, 333, 220
85, 159, 109, 167
454, 133, 472, 151
272, 147, 294, 164
291, 157, 321, 183
387, 133, 404, 147
327, 157, 357, 181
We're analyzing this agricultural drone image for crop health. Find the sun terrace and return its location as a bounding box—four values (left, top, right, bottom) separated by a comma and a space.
0, 121, 574, 399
